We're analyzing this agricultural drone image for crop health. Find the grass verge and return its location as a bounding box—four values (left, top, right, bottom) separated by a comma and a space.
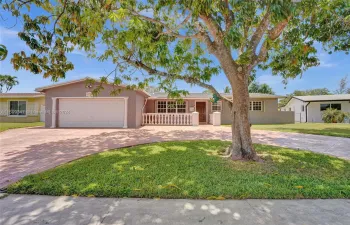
0, 122, 44, 132
7, 141, 350, 199
251, 123, 350, 138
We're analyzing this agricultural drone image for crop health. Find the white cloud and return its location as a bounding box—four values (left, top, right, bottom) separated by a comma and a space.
318, 52, 337, 68
0, 26, 18, 37
256, 74, 283, 86
0, 26, 18, 42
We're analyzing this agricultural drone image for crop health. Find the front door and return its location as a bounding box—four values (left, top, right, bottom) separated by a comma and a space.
196, 102, 206, 123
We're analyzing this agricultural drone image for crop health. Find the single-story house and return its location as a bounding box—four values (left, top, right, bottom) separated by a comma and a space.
36, 78, 294, 128
2, 78, 294, 128
281, 94, 350, 123
0, 93, 45, 122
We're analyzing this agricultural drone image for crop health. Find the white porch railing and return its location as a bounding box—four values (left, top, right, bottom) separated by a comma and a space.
142, 113, 193, 125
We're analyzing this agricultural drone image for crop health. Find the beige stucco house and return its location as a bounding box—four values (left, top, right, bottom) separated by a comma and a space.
1, 78, 294, 128
0, 93, 45, 123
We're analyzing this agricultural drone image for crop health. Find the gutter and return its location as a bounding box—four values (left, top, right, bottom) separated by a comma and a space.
305, 102, 310, 122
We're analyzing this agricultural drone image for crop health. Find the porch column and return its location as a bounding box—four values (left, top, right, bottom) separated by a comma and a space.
192, 112, 199, 126
212, 112, 221, 126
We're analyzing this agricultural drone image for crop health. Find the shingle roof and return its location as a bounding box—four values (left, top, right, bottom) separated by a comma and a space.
293, 94, 350, 102
35, 77, 151, 97
149, 92, 284, 99
0, 93, 44, 98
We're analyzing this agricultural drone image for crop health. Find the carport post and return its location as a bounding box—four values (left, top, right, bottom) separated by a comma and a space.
123, 97, 128, 128
51, 97, 57, 128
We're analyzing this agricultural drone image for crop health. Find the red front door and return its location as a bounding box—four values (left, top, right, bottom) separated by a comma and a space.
196, 102, 206, 123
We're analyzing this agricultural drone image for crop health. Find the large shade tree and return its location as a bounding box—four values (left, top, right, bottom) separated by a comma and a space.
2, 0, 350, 160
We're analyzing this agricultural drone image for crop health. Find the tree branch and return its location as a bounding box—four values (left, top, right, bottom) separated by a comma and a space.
268, 16, 291, 40
121, 56, 232, 103
250, 16, 291, 68
199, 14, 224, 41
223, 0, 234, 31
248, 10, 270, 54
52, 0, 67, 36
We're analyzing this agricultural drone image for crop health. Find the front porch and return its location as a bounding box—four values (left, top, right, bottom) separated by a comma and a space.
142, 99, 221, 126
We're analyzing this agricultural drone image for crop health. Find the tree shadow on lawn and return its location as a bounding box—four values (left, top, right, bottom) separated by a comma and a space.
7, 141, 350, 199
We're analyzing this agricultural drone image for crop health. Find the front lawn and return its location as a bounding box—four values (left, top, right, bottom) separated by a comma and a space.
251, 123, 350, 138
8, 141, 350, 199
0, 122, 44, 132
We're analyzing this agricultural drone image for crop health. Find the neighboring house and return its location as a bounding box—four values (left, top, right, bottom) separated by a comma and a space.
281, 94, 350, 123
0, 93, 45, 123
33, 78, 293, 128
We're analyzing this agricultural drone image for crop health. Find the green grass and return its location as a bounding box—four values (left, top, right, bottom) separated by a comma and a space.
0, 122, 44, 132
7, 141, 350, 199
250, 123, 350, 138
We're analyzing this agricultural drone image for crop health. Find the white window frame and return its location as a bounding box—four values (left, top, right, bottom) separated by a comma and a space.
301, 105, 305, 112
211, 101, 222, 112
156, 100, 187, 113
249, 101, 263, 111
8, 100, 27, 117
320, 103, 342, 111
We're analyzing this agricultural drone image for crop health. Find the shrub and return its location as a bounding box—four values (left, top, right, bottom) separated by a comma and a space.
322, 108, 348, 123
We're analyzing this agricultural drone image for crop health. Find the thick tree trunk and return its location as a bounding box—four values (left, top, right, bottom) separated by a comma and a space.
226, 71, 259, 161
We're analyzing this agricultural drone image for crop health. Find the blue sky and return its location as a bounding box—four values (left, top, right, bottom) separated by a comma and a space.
0, 10, 349, 95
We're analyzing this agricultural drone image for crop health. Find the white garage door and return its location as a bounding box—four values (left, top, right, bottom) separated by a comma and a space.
58, 98, 126, 128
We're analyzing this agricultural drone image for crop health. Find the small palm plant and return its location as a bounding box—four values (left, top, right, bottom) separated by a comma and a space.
322, 108, 347, 123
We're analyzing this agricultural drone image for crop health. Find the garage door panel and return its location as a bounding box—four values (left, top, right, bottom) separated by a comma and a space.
58, 98, 125, 128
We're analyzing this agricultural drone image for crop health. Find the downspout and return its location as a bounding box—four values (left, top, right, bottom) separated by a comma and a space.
305, 102, 310, 123
141, 98, 148, 114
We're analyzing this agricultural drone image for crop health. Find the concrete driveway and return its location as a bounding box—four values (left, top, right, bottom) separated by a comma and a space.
1, 125, 349, 188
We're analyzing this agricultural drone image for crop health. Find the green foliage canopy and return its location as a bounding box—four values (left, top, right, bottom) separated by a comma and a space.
2, 0, 350, 99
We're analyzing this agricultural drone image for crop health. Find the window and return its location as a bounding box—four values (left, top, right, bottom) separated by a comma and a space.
9, 101, 26, 116
320, 103, 341, 111
301, 105, 305, 112
331, 103, 341, 110
167, 101, 177, 113
177, 102, 186, 113
157, 101, 187, 113
212, 101, 222, 112
249, 101, 262, 111
157, 101, 167, 113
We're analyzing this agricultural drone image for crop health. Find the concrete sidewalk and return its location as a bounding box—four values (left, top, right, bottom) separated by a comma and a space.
1, 195, 349, 225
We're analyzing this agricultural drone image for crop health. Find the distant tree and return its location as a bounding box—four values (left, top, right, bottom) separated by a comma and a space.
279, 88, 331, 107
248, 81, 275, 94
0, 45, 7, 61
334, 75, 349, 94
224, 86, 231, 93
0, 75, 19, 93
144, 86, 161, 94
202, 89, 212, 94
